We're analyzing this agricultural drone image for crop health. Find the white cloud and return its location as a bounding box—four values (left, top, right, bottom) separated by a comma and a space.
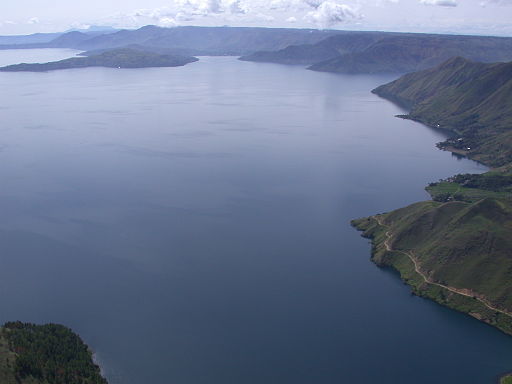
104, 0, 364, 29
254, 12, 276, 21
230, 1, 247, 14
305, 2, 361, 28
304, 0, 324, 7
159, 17, 178, 26
420, 0, 457, 6
480, 0, 512, 5
28, 17, 40, 24
108, 0, 262, 28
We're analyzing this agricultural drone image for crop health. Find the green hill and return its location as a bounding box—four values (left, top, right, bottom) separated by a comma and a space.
354, 56, 512, 336
352, 198, 512, 335
0, 322, 107, 384
0, 47, 198, 72
373, 56, 512, 167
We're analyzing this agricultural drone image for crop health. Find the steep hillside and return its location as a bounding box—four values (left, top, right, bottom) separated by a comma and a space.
0, 48, 198, 72
354, 56, 512, 336
352, 198, 512, 335
309, 34, 512, 74
239, 31, 386, 65
0, 322, 107, 384
373, 57, 512, 167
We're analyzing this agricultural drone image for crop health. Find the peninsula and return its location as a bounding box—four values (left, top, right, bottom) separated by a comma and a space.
353, 56, 512, 336
0, 47, 198, 72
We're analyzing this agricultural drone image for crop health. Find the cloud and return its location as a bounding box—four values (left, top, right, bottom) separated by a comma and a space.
28, 17, 40, 24
304, 0, 324, 7
230, 0, 247, 14
0, 20, 16, 27
254, 13, 276, 21
104, 0, 363, 29
420, 0, 457, 6
305, 2, 360, 28
480, 0, 512, 5
109, 0, 255, 28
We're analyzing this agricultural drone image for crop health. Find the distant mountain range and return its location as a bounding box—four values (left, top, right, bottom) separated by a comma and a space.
0, 32, 63, 45
0, 26, 118, 47
0, 26, 338, 56
239, 31, 389, 65
244, 32, 512, 74
0, 48, 198, 72
3, 26, 512, 75
310, 34, 512, 74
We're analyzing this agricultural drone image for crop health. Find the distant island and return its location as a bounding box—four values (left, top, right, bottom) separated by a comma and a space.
0, 321, 108, 384
3, 25, 512, 74
0, 47, 198, 72
352, 56, 512, 336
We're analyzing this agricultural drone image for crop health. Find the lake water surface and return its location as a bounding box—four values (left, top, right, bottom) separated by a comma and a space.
0, 49, 510, 384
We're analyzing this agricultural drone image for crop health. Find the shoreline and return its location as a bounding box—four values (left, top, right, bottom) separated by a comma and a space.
352, 87, 512, 380
350, 104, 512, 335
351, 213, 512, 337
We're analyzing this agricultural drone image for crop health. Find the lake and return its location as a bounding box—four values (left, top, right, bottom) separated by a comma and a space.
0, 49, 510, 384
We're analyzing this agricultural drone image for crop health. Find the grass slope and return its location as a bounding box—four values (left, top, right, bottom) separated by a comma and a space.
352, 198, 512, 335
373, 56, 512, 167
427, 171, 512, 203
354, 56, 512, 340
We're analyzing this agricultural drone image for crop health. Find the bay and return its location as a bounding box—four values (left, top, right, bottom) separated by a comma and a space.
0, 49, 510, 384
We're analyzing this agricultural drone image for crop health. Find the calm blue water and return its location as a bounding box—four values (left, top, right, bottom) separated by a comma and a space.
0, 49, 510, 384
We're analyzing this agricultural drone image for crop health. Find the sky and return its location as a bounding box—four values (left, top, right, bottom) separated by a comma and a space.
1, 0, 511, 36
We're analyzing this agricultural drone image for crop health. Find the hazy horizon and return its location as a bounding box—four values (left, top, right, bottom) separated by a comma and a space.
1, 0, 511, 37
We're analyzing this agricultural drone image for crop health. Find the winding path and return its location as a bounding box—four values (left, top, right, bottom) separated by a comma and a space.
373, 215, 512, 318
